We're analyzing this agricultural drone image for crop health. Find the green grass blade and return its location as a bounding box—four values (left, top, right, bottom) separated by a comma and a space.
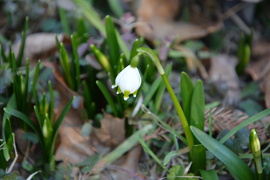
17, 17, 28, 67
90, 44, 112, 75
105, 15, 120, 70
129, 38, 144, 62
50, 97, 74, 156
96, 80, 118, 117
52, 97, 74, 138
71, 34, 81, 91
107, 0, 124, 17
139, 135, 168, 170
220, 108, 270, 144
73, 0, 105, 34
180, 72, 194, 124
73, 0, 130, 59
48, 81, 54, 122
0, 45, 8, 63
59, 8, 70, 34
95, 124, 153, 173
59, 43, 74, 89
191, 126, 255, 180
4, 108, 41, 140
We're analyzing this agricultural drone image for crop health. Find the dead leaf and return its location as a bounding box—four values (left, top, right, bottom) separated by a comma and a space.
54, 80, 96, 164
209, 54, 241, 105
246, 39, 270, 108
92, 113, 126, 149
12, 33, 70, 66
136, 0, 221, 42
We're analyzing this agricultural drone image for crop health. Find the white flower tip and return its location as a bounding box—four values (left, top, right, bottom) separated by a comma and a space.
111, 85, 117, 89
116, 91, 120, 94
133, 94, 137, 97
124, 96, 129, 101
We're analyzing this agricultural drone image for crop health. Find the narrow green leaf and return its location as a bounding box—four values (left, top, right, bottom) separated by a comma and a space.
48, 81, 54, 122
97, 124, 153, 172
190, 80, 205, 144
17, 17, 28, 67
191, 126, 255, 180
129, 38, 144, 62
139, 135, 168, 170
96, 81, 118, 117
220, 108, 270, 144
59, 8, 70, 34
163, 151, 178, 166
71, 34, 81, 90
90, 44, 112, 74
191, 144, 206, 172
105, 15, 120, 71
3, 108, 43, 143
73, 0, 105, 34
200, 170, 219, 180
52, 97, 74, 138
180, 72, 194, 124
59, 43, 74, 89
0, 45, 8, 63
73, 0, 130, 59
107, 0, 124, 17
51, 97, 74, 156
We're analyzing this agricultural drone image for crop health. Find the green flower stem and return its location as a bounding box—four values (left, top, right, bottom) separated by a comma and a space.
161, 74, 194, 150
137, 47, 194, 151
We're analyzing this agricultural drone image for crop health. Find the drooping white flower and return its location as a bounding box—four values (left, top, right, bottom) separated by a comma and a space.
112, 65, 141, 100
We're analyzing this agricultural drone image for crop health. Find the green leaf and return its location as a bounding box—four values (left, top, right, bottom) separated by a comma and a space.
138, 135, 167, 170
105, 16, 120, 71
97, 124, 153, 171
52, 97, 74, 141
191, 126, 255, 180
96, 80, 118, 117
71, 34, 80, 90
163, 151, 178, 166
200, 170, 219, 180
107, 0, 124, 17
59, 8, 70, 34
190, 80, 205, 144
59, 43, 74, 89
129, 38, 144, 62
4, 108, 38, 135
220, 108, 270, 144
180, 72, 194, 124
17, 17, 28, 67
90, 44, 112, 74
191, 144, 206, 172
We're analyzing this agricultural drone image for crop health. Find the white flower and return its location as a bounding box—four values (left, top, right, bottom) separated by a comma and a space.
112, 65, 141, 100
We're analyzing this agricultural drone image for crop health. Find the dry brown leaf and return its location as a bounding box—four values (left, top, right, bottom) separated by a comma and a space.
209, 54, 241, 105
12, 33, 70, 65
246, 39, 270, 108
136, 0, 221, 42
53, 81, 96, 164
92, 113, 126, 149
